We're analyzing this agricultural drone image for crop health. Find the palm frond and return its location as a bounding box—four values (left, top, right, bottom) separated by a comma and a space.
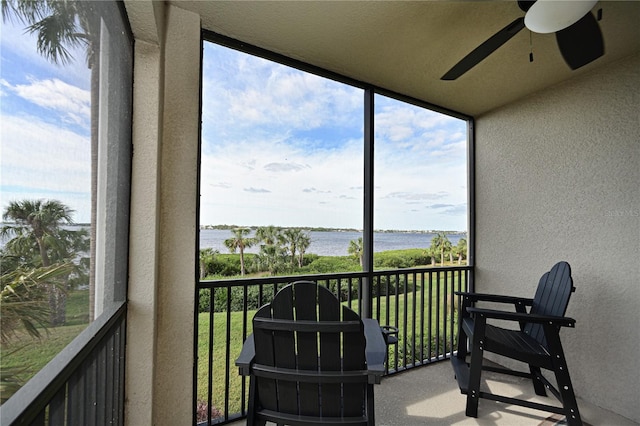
1, 262, 73, 343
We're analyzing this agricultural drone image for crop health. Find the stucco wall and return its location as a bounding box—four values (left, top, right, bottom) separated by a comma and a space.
475, 53, 640, 422
125, 37, 163, 426
126, 4, 200, 425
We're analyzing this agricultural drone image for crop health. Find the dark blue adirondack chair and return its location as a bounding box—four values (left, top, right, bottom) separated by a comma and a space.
452, 261, 582, 425
236, 281, 386, 426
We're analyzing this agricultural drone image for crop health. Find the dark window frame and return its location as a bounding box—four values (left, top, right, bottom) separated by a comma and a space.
198, 29, 476, 301
199, 28, 475, 277
197, 29, 476, 426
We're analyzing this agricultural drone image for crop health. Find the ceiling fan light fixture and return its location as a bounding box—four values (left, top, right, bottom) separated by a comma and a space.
525, 0, 598, 34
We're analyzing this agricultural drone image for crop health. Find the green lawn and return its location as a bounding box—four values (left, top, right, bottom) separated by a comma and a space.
1, 289, 90, 401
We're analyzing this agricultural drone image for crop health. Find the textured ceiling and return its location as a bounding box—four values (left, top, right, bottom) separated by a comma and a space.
169, 1, 640, 117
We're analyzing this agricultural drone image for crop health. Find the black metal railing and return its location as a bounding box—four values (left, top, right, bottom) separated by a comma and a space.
1, 302, 127, 426
195, 266, 471, 425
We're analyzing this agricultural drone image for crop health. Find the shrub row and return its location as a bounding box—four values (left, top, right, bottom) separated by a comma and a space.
202, 249, 432, 280
198, 274, 415, 314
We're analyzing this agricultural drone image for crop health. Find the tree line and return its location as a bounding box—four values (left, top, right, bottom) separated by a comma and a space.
345, 232, 467, 268
200, 226, 312, 278
200, 228, 468, 280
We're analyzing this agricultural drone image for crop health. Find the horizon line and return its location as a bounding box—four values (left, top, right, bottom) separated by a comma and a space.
200, 224, 467, 234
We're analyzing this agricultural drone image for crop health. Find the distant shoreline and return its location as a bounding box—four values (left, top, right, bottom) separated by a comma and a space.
200, 224, 467, 235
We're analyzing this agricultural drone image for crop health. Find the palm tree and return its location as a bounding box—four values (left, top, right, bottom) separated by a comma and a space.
348, 237, 364, 267
1, 200, 74, 268
224, 228, 255, 276
456, 238, 467, 265
1, 262, 73, 343
423, 246, 437, 266
296, 232, 311, 268
255, 225, 283, 247
282, 228, 311, 267
1, 200, 78, 325
255, 226, 289, 273
254, 244, 286, 275
199, 248, 219, 280
2, 0, 102, 321
430, 232, 452, 267
282, 228, 299, 266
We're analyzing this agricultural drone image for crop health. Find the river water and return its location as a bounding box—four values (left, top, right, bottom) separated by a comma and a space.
1, 226, 464, 257
200, 229, 465, 257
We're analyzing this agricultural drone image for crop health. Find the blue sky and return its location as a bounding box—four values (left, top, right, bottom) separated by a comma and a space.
201, 42, 468, 231
0, 20, 468, 232
1, 19, 92, 223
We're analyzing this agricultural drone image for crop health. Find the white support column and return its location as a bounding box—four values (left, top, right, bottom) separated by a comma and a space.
124, 1, 167, 424
154, 4, 201, 424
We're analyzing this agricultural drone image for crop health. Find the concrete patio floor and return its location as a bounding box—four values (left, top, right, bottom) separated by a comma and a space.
226, 360, 637, 425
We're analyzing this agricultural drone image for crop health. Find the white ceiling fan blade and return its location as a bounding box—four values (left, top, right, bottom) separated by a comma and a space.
525, 0, 598, 34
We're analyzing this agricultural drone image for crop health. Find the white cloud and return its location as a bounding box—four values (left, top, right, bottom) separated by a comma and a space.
0, 19, 91, 224
6, 77, 90, 127
1, 115, 91, 222
199, 134, 364, 228
264, 162, 310, 172
202, 44, 361, 136
383, 191, 449, 201
199, 42, 469, 231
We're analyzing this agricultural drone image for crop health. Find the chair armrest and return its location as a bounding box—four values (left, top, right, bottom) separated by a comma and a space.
466, 307, 576, 327
456, 291, 533, 306
380, 324, 399, 345
235, 334, 256, 376
363, 319, 387, 384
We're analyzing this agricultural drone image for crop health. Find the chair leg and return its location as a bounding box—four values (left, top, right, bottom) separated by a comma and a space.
554, 363, 581, 425
529, 365, 548, 396
465, 316, 487, 418
367, 384, 375, 426
544, 325, 582, 426
455, 325, 468, 359
247, 376, 266, 426
456, 298, 471, 360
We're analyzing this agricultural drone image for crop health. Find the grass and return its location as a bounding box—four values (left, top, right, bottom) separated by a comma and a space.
197, 307, 253, 417
196, 270, 465, 418
0, 289, 90, 401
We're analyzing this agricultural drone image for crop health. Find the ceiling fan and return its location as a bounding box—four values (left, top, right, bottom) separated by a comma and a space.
441, 0, 604, 80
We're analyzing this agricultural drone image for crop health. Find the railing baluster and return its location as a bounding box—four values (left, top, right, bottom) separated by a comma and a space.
29, 409, 45, 426
241, 284, 249, 416
443, 270, 448, 359
450, 270, 457, 355
207, 289, 214, 426
411, 271, 417, 366
104, 327, 114, 426
375, 275, 381, 323
419, 271, 425, 364
428, 270, 434, 360
401, 271, 408, 369
95, 337, 106, 426
48, 386, 66, 425
224, 286, 232, 421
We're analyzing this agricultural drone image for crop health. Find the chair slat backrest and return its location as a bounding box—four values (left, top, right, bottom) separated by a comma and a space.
252, 281, 367, 420
524, 261, 575, 347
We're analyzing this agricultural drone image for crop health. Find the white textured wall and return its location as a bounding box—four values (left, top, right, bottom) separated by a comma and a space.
154, 5, 200, 424
126, 3, 200, 425
125, 37, 163, 426
475, 53, 640, 422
